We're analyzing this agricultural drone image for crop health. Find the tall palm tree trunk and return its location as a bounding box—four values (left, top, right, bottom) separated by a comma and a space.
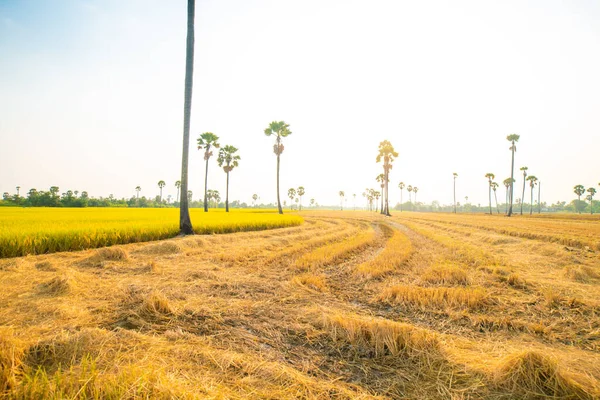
276, 154, 283, 214
508, 150, 515, 216
225, 172, 229, 212
203, 158, 209, 212
179, 0, 195, 235
160, 188, 163, 202
380, 192, 383, 214
488, 185, 492, 215
520, 177, 526, 215
530, 187, 534, 215
453, 180, 456, 213
385, 174, 390, 216
494, 191, 500, 214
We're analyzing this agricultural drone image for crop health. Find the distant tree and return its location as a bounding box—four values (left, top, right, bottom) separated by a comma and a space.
297, 186, 305, 211
506, 134, 520, 216
376, 173, 385, 214
453, 173, 458, 213
264, 121, 292, 215
339, 191, 345, 211
407, 185, 413, 205
374, 191, 380, 212
376, 140, 398, 216
310, 198, 315, 208
287, 188, 296, 210
353, 193, 356, 211
491, 182, 500, 214
413, 187, 419, 208
519, 166, 528, 215
217, 145, 240, 212
573, 185, 586, 214
188, 190, 193, 202
175, 180, 181, 202
587, 187, 596, 215
485, 173, 495, 215
167, 194, 172, 203
178, 0, 195, 234
135, 186, 141, 199
252, 193, 258, 207
398, 182, 405, 212
197, 132, 220, 212
158, 180, 166, 202
16, 186, 20, 197
526, 175, 537, 215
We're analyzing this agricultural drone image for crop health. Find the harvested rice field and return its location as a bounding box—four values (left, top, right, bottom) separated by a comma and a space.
1, 211, 599, 399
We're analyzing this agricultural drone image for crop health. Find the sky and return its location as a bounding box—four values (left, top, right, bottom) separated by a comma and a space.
1, 0, 599, 208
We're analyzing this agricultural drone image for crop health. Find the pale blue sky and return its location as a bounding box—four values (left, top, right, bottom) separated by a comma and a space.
1, 0, 599, 207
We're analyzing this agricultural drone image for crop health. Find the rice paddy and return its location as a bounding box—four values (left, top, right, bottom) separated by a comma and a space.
0, 208, 303, 258
1, 211, 599, 399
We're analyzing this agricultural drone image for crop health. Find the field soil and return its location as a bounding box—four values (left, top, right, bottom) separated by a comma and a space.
1, 211, 599, 399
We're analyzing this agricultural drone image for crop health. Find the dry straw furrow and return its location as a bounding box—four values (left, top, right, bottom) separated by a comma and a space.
293, 228, 377, 270
377, 285, 492, 310
321, 313, 441, 360
354, 225, 413, 278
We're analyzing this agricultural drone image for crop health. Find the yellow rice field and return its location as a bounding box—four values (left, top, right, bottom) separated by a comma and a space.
0, 208, 303, 258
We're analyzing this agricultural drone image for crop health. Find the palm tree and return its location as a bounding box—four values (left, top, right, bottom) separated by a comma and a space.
374, 191, 380, 212
297, 186, 305, 211
398, 182, 405, 212
574, 185, 585, 214
526, 175, 537, 215
339, 191, 345, 210
167, 195, 172, 204
135, 186, 141, 199
175, 180, 181, 202
491, 182, 500, 214
217, 145, 240, 212
413, 187, 419, 209
519, 166, 528, 215
453, 173, 458, 213
485, 173, 495, 215
310, 198, 315, 208
158, 180, 166, 202
376, 174, 385, 214
287, 188, 296, 210
264, 121, 292, 215
252, 193, 258, 207
503, 178, 513, 214
179, 0, 195, 235
407, 185, 413, 205
197, 132, 220, 212
506, 134, 520, 216
16, 186, 20, 197
587, 187, 597, 215
376, 140, 398, 216
187, 190, 193, 202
